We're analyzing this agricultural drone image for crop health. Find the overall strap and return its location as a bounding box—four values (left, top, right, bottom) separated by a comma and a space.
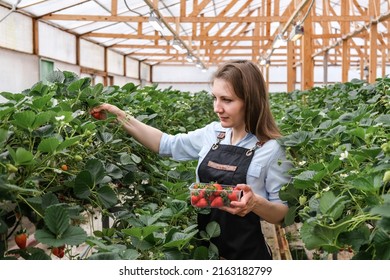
211, 132, 226, 150
245, 140, 266, 156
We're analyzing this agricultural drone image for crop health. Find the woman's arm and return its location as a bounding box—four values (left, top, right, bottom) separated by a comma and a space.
90, 104, 163, 153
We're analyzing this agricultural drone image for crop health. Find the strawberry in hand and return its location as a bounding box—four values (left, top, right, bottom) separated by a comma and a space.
210, 196, 224, 207
91, 109, 106, 120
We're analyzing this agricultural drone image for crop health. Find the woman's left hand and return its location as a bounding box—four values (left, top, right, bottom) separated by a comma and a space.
220, 184, 259, 217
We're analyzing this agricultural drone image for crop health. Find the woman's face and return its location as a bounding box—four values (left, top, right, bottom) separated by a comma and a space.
212, 78, 245, 130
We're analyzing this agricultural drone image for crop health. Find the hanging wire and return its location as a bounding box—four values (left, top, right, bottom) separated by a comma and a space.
124, 0, 143, 17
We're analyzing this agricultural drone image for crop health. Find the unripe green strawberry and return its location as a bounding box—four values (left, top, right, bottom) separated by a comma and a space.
383, 171, 390, 183
6, 163, 18, 173
74, 155, 83, 162
381, 142, 390, 154
299, 195, 307, 206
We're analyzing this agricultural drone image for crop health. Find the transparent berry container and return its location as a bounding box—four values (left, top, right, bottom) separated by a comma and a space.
189, 182, 243, 208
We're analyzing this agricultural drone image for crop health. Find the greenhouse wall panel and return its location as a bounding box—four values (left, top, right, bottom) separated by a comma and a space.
39, 22, 76, 64
79, 39, 105, 71
125, 57, 139, 79
107, 50, 124, 75
0, 7, 33, 53
0, 48, 38, 96
153, 65, 212, 83
140, 62, 151, 83
55, 60, 80, 76
157, 83, 212, 94
114, 75, 140, 86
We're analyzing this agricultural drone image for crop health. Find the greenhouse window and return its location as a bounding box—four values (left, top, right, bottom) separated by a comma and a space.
40, 59, 54, 81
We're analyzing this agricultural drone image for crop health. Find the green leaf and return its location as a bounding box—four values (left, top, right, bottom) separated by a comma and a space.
206, 221, 220, 238
61, 226, 88, 246
14, 147, 35, 165
120, 153, 134, 165
87, 253, 122, 260
319, 191, 347, 220
27, 251, 52, 260
57, 136, 82, 151
85, 159, 106, 184
44, 205, 70, 236
164, 231, 197, 248
41, 193, 59, 209
46, 70, 65, 83
169, 199, 187, 215
97, 185, 118, 208
32, 111, 55, 129
295, 170, 316, 181
339, 224, 370, 250
1, 92, 25, 101
130, 237, 154, 251
0, 183, 41, 195
122, 225, 161, 239
12, 111, 36, 130
300, 221, 347, 252
351, 175, 381, 192
349, 127, 365, 140
121, 249, 140, 260
0, 107, 15, 119
279, 131, 311, 147
283, 206, 298, 226
0, 217, 8, 234
374, 114, 390, 126
35, 225, 87, 247
193, 246, 209, 260
131, 154, 142, 164
105, 163, 123, 179
74, 170, 93, 199
370, 204, 390, 218
32, 94, 53, 110
67, 78, 91, 93
37, 137, 61, 154
98, 132, 114, 143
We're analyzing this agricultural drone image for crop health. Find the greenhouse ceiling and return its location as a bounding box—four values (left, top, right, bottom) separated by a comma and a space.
1, 0, 389, 69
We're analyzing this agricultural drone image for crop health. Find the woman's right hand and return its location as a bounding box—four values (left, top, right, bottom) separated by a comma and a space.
90, 103, 126, 121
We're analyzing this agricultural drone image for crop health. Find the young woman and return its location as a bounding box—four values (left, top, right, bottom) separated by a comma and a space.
91, 60, 292, 260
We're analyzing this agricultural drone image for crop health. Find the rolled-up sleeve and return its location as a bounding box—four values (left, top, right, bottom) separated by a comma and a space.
265, 146, 293, 203
159, 123, 218, 161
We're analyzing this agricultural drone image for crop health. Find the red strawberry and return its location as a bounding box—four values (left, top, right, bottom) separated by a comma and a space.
15, 230, 28, 249
191, 195, 200, 205
228, 192, 238, 202
210, 196, 224, 207
52, 245, 65, 258
196, 198, 208, 208
213, 183, 223, 196
91, 111, 106, 120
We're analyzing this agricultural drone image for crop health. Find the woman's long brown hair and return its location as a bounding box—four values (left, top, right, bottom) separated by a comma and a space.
212, 60, 281, 141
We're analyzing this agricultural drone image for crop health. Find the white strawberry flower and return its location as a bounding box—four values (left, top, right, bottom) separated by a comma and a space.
339, 151, 349, 160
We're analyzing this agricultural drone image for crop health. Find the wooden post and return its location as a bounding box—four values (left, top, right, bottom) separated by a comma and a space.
368, 0, 380, 83
324, 51, 328, 85
341, 0, 349, 82
301, 3, 314, 90
287, 40, 296, 92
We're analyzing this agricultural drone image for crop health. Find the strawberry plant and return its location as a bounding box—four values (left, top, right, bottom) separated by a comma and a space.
271, 77, 390, 259
0, 70, 217, 260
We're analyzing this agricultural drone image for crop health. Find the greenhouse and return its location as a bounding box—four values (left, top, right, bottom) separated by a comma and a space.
0, 0, 389, 264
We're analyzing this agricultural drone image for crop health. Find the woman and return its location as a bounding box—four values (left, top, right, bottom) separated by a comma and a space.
91, 60, 292, 260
